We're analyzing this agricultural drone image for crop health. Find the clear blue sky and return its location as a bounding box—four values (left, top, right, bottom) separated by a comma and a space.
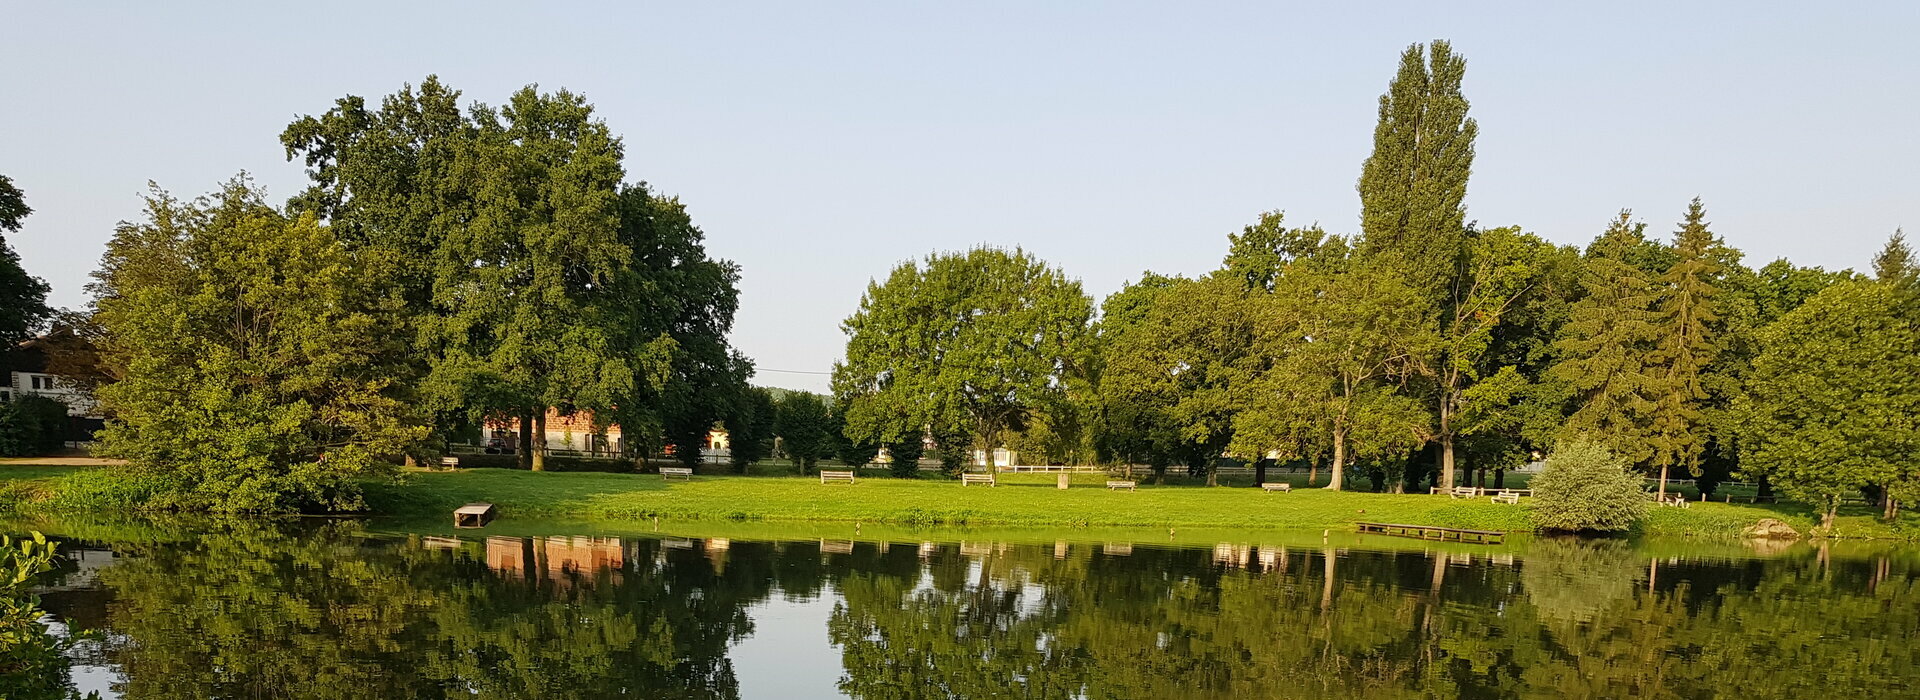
5, 2, 1916, 393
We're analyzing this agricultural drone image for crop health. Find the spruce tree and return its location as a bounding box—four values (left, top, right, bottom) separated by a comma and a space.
1645, 199, 1723, 499
1551, 212, 1663, 464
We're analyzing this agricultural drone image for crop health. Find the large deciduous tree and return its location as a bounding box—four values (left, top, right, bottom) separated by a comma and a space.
834, 247, 1092, 476
1099, 274, 1254, 486
89, 180, 427, 512
1745, 277, 1920, 527
0, 174, 52, 349
283, 77, 742, 470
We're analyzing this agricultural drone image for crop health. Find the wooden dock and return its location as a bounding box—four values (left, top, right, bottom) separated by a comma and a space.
1355, 522, 1506, 544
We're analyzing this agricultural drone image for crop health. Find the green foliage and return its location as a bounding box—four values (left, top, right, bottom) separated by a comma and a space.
1551, 212, 1666, 463
0, 396, 67, 457
0, 531, 88, 700
773, 392, 834, 473
1744, 280, 1920, 525
1101, 274, 1254, 485
89, 180, 427, 513
1645, 200, 1725, 484
0, 174, 52, 347
725, 387, 776, 472
1528, 441, 1648, 532
834, 246, 1092, 465
284, 77, 746, 472
885, 438, 924, 478
1357, 40, 1476, 295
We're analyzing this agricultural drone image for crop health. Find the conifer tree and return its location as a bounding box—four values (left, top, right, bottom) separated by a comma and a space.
1551, 212, 1663, 464
1645, 199, 1723, 499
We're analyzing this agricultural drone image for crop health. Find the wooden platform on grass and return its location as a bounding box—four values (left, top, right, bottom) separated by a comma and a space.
1354, 522, 1505, 544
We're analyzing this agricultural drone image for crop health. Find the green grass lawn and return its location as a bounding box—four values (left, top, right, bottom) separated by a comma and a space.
7, 462, 1913, 538
360, 468, 1913, 537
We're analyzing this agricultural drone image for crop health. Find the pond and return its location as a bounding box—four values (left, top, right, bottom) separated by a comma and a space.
8, 516, 1919, 699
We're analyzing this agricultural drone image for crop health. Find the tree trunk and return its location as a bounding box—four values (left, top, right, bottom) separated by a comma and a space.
1327, 430, 1347, 491
1308, 460, 1318, 488
518, 411, 534, 471
1493, 469, 1506, 488
1320, 547, 1336, 612
1656, 463, 1668, 502
1438, 409, 1456, 490
1885, 496, 1899, 522
1205, 461, 1218, 487
531, 410, 547, 472
1756, 473, 1773, 500
1254, 460, 1267, 487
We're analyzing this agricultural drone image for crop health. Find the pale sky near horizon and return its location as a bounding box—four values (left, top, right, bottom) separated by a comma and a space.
5, 2, 1916, 393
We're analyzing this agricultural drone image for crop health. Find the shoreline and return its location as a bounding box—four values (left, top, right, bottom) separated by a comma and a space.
4, 465, 1915, 540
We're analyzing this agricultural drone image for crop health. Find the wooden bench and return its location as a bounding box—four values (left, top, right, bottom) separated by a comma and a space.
453, 502, 495, 528
820, 470, 856, 485
438, 456, 460, 470
1106, 480, 1136, 491
660, 467, 693, 481
1490, 492, 1520, 505
1448, 486, 1479, 499
1261, 482, 1292, 493
960, 473, 996, 487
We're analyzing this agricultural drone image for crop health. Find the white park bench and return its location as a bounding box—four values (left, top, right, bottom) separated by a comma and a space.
960, 473, 996, 487
820, 470, 856, 485
1106, 480, 1137, 491
438, 456, 460, 470
1491, 492, 1520, 505
660, 467, 693, 481
1261, 482, 1292, 493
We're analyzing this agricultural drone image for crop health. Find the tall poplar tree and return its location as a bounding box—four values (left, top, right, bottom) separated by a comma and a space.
1645, 199, 1723, 499
1551, 212, 1664, 464
1356, 40, 1476, 294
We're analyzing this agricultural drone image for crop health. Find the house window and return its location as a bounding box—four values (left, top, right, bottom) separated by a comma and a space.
0, 389, 10, 403
30, 376, 55, 391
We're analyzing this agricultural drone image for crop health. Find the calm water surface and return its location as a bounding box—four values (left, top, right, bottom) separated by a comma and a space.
10, 517, 1920, 699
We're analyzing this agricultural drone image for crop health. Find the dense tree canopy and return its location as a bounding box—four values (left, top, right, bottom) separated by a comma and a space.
0, 174, 51, 349
89, 180, 427, 512
283, 77, 744, 472
833, 247, 1093, 474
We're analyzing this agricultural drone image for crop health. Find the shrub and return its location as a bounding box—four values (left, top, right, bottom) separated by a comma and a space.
0, 396, 69, 457
1529, 441, 1648, 533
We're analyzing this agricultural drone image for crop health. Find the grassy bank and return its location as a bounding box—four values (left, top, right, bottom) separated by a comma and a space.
361, 468, 1916, 538
5, 463, 1915, 538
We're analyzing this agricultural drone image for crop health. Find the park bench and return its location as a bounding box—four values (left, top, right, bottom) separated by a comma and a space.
820, 470, 856, 485
1448, 486, 1479, 499
960, 473, 996, 487
1261, 482, 1292, 493
1106, 480, 1137, 491
660, 467, 693, 481
438, 456, 460, 470
1490, 492, 1520, 505
453, 502, 495, 528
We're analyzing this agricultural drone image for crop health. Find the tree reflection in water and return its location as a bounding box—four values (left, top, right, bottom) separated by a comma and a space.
12, 520, 1920, 699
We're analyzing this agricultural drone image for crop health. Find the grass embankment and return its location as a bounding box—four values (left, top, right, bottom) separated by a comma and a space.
363, 467, 1918, 538
5, 462, 1916, 538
